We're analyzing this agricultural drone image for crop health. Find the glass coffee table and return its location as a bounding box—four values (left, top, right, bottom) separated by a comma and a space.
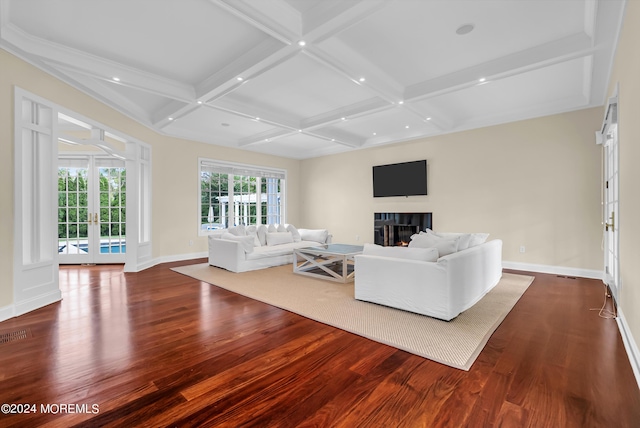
293, 244, 364, 283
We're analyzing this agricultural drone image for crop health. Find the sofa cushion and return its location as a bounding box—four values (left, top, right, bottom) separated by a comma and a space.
424, 229, 489, 249
227, 225, 246, 236
468, 233, 489, 247
268, 224, 287, 233
427, 231, 472, 250
266, 231, 294, 246
256, 225, 268, 246
245, 225, 262, 247
221, 232, 255, 253
363, 243, 439, 262
286, 224, 302, 242
298, 228, 328, 243
409, 233, 459, 256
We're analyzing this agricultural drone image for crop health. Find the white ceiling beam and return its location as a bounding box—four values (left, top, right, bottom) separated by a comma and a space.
306, 128, 364, 148
587, 0, 627, 105
402, 102, 453, 133
303, 47, 402, 104
302, 0, 388, 43
209, 0, 302, 44
1, 23, 195, 102
404, 33, 597, 102
52, 66, 158, 126
195, 40, 296, 102
209, 97, 300, 132
301, 98, 391, 130
237, 129, 296, 147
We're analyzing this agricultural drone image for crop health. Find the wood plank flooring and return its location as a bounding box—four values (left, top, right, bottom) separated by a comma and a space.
0, 260, 638, 427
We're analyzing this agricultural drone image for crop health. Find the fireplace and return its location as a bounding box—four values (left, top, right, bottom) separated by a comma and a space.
374, 213, 432, 247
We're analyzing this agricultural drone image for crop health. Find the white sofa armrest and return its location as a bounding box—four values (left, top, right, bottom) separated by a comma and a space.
355, 255, 451, 319
208, 235, 244, 272
437, 239, 503, 313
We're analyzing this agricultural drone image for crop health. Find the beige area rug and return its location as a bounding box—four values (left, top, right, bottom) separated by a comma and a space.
171, 263, 534, 371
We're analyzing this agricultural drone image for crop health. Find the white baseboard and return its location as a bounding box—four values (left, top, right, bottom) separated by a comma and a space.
14, 290, 62, 318
123, 252, 208, 272
0, 290, 63, 323
502, 261, 603, 280
616, 308, 640, 391
0, 304, 15, 323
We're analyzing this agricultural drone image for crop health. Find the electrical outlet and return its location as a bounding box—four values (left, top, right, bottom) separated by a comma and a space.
519, 245, 525, 253
189, 240, 193, 246
356, 235, 360, 241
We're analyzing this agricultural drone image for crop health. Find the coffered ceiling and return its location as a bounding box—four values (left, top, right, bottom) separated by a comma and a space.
0, 0, 626, 159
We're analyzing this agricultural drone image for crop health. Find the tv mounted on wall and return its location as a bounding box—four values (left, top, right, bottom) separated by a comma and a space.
372, 160, 427, 197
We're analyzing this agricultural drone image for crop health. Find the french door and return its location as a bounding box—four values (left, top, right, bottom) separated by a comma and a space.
58, 155, 126, 264
601, 98, 620, 300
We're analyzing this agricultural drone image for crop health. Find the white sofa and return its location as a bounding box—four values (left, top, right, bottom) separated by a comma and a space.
354, 238, 502, 321
208, 224, 331, 273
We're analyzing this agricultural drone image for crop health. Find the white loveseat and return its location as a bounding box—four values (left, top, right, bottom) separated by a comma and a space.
208, 224, 331, 273
355, 232, 502, 321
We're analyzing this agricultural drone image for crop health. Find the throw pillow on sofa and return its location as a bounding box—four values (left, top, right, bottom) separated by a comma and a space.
268, 224, 288, 233
424, 230, 472, 250
245, 225, 262, 247
286, 224, 302, 242
468, 233, 489, 247
409, 233, 459, 256
221, 232, 255, 253
424, 229, 490, 249
266, 231, 294, 246
298, 228, 328, 243
256, 225, 268, 246
227, 224, 246, 236
362, 243, 439, 262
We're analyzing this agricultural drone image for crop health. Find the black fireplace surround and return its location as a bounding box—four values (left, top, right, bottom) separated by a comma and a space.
374, 212, 433, 247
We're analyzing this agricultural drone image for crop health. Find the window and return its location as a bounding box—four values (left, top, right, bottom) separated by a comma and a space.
199, 159, 286, 234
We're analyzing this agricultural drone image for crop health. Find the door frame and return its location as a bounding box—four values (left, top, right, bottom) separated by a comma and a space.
13, 87, 152, 317
598, 91, 620, 302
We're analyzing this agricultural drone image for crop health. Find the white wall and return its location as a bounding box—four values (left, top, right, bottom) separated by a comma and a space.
300, 108, 604, 274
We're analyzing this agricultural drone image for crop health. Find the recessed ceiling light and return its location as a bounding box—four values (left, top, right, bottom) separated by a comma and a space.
112, 77, 120, 82
197, 101, 203, 105
373, 132, 377, 136
478, 77, 487, 83
398, 101, 404, 105
405, 125, 410, 129
298, 129, 302, 132
331, 139, 335, 142
298, 40, 306, 47
236, 77, 244, 82
341, 117, 346, 121
426, 117, 432, 121
265, 138, 270, 142
255, 117, 260, 121
359, 77, 366, 82
456, 23, 475, 35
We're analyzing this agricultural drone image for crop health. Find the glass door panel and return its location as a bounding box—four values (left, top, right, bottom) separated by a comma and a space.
58, 156, 125, 264
95, 161, 126, 262
58, 158, 92, 263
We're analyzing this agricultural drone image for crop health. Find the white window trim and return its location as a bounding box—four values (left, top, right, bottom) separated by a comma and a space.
198, 158, 287, 236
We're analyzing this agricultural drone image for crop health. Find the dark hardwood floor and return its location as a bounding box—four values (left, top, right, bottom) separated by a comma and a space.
0, 260, 638, 427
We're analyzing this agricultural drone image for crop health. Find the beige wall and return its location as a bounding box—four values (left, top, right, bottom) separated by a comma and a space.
300, 108, 603, 271
607, 0, 640, 363
0, 49, 300, 310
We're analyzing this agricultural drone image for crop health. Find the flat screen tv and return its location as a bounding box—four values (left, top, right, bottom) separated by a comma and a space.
373, 160, 427, 197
